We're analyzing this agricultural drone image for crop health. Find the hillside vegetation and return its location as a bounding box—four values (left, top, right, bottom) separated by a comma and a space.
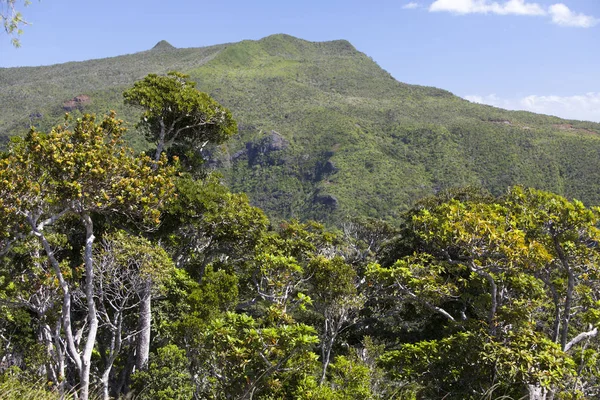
1, 34, 600, 223
3, 39, 600, 399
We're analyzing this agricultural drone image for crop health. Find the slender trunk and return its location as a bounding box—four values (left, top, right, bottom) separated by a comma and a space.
319, 312, 340, 385
39, 324, 58, 386
34, 228, 81, 373
136, 280, 152, 371
100, 312, 124, 400
541, 275, 561, 343
561, 268, 574, 351
100, 368, 111, 400
39, 322, 65, 391
52, 320, 67, 397
553, 237, 573, 350
319, 334, 336, 385
114, 345, 137, 396
154, 119, 167, 162
80, 213, 99, 400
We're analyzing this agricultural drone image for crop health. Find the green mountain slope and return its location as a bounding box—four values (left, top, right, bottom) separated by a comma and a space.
2, 34, 600, 223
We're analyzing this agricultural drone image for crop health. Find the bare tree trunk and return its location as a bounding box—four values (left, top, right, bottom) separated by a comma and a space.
528, 384, 548, 400
80, 213, 99, 400
39, 324, 57, 384
114, 347, 137, 396
319, 334, 336, 385
540, 275, 561, 343
100, 368, 111, 400
136, 280, 152, 371
51, 320, 67, 396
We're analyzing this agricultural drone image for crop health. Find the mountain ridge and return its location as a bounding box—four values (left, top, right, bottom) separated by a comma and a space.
1, 34, 599, 223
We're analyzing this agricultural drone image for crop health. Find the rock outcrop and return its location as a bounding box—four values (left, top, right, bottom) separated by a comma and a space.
62, 95, 91, 111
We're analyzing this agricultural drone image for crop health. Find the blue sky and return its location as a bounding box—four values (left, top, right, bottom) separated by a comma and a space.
1, 0, 599, 121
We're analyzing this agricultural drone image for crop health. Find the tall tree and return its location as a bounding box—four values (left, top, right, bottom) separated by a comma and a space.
123, 71, 237, 164
124, 72, 236, 370
93, 231, 174, 400
0, 113, 176, 400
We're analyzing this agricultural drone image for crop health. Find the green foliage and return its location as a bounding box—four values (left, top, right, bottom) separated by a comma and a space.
160, 173, 269, 280
98, 230, 175, 289
123, 71, 237, 163
131, 344, 194, 400
4, 38, 600, 398
2, 35, 600, 224
381, 332, 492, 399
1, 0, 32, 47
482, 328, 575, 391
188, 311, 319, 399
0, 376, 69, 400
0, 112, 177, 229
371, 187, 600, 398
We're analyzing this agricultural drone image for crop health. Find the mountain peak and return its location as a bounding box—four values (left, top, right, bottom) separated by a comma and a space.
151, 40, 176, 51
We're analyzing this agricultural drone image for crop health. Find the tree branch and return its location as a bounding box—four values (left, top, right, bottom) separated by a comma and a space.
564, 327, 598, 353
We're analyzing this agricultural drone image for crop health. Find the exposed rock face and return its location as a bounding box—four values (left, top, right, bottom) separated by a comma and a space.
314, 193, 338, 208
265, 131, 288, 151
63, 95, 91, 111
245, 131, 290, 166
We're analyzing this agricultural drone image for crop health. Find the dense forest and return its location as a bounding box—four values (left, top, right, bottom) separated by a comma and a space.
0, 72, 599, 400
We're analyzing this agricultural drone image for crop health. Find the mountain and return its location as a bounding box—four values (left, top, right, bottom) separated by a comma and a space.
1, 34, 600, 224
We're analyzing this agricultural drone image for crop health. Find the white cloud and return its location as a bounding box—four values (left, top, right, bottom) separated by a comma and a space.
464, 93, 600, 122
429, 0, 545, 16
403, 2, 419, 9
549, 3, 599, 28
428, 0, 598, 27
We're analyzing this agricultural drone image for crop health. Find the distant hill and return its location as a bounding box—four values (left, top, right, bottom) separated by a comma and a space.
151, 40, 176, 51
1, 34, 600, 223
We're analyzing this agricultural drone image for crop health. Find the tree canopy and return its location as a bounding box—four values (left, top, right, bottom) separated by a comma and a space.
123, 71, 237, 164
1, 75, 600, 400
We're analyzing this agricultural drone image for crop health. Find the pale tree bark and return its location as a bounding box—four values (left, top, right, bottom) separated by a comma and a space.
528, 384, 549, 400
95, 253, 143, 400
319, 315, 339, 385
135, 280, 152, 371
318, 296, 363, 385
79, 213, 99, 400
27, 210, 98, 400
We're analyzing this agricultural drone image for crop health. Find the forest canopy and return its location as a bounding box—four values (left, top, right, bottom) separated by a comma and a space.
0, 73, 599, 400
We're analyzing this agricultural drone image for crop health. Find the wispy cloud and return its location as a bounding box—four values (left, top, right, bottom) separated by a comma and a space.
464, 93, 600, 122
549, 4, 599, 28
403, 2, 420, 9
429, 0, 544, 16
429, 0, 598, 27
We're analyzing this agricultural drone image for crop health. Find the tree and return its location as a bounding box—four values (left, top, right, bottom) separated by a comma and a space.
370, 187, 600, 399
160, 174, 269, 280
124, 72, 237, 371
189, 312, 318, 399
131, 344, 194, 400
1, 0, 33, 47
308, 256, 363, 384
0, 113, 176, 400
123, 71, 237, 164
92, 231, 174, 400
